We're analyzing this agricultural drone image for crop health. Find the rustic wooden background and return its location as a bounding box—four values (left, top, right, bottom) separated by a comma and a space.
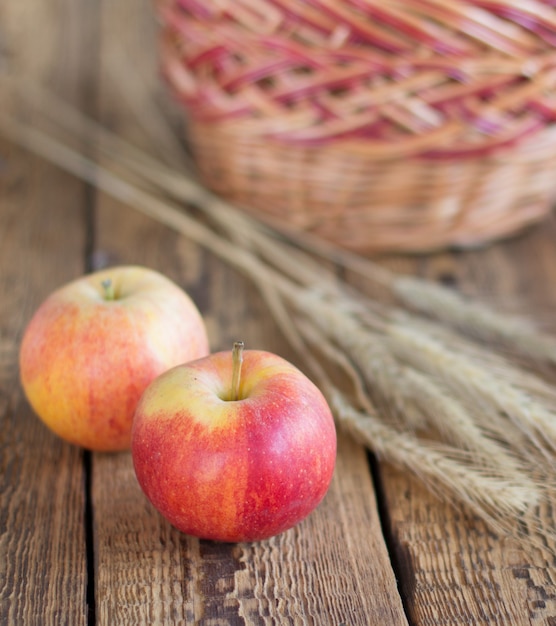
2, 1, 556, 624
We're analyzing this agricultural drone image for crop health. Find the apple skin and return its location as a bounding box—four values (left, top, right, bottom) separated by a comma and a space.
131, 349, 337, 543
19, 265, 209, 452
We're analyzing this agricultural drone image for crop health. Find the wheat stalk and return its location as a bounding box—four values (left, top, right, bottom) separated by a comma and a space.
2, 80, 556, 542
385, 320, 556, 456
330, 392, 537, 532
393, 276, 556, 368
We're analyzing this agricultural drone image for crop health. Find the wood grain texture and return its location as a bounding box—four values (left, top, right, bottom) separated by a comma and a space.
0, 2, 100, 623
230, 434, 408, 625
90, 194, 408, 624
4, 0, 556, 623
380, 465, 556, 625
0, 141, 89, 625
375, 220, 556, 625
92, 434, 409, 625
90, 15, 405, 623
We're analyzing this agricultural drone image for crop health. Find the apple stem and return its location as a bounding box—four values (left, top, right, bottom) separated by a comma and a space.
231, 341, 244, 401
101, 278, 115, 301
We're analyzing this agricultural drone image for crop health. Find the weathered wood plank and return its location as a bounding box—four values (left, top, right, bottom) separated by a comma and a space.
228, 433, 406, 625
0, 1, 102, 623
90, 193, 408, 623
381, 465, 556, 625
87, 1, 408, 621
8, 0, 556, 624
0, 142, 89, 625
375, 219, 556, 625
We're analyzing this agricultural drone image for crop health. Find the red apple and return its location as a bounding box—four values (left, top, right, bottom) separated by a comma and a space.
131, 343, 337, 542
19, 265, 209, 451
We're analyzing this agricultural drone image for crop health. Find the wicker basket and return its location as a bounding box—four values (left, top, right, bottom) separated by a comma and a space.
155, 0, 556, 253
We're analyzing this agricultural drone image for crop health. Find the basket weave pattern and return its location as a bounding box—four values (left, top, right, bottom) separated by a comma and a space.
156, 0, 556, 252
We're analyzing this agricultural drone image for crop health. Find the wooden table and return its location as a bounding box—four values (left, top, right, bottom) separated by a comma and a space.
2, 1, 556, 624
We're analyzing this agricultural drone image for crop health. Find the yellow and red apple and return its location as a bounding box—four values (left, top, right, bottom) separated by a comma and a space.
131, 344, 337, 543
19, 265, 209, 452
